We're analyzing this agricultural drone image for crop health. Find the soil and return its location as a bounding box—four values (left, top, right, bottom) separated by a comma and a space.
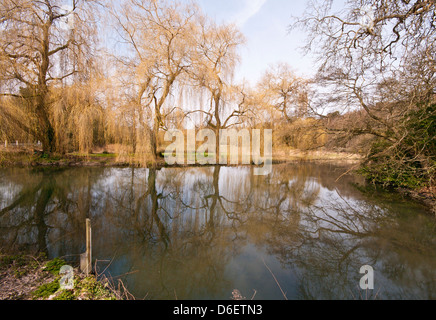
0, 254, 55, 300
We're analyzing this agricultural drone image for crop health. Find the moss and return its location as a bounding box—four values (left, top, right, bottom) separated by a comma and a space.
1, 253, 124, 300
31, 280, 60, 299
53, 290, 76, 300
29, 273, 118, 300
29, 268, 118, 300
0, 255, 17, 268
0, 255, 34, 269
74, 276, 116, 300
43, 258, 66, 275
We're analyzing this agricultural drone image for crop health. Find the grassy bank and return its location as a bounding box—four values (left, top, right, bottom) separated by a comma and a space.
0, 253, 131, 300
0, 146, 363, 168
0, 149, 126, 168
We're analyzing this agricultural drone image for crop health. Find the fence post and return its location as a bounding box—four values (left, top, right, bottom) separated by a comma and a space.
16, 140, 18, 147
80, 218, 92, 275
4, 140, 7, 148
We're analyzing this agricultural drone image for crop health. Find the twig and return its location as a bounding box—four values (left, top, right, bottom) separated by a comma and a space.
374, 286, 382, 300
95, 252, 117, 277
118, 279, 136, 300
109, 270, 139, 279
251, 289, 257, 300
349, 286, 358, 300
262, 258, 288, 300
335, 163, 360, 182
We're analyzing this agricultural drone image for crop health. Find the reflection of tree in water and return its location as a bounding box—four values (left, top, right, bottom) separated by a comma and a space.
97, 166, 251, 299
0, 164, 318, 298
0, 170, 52, 255
0, 163, 435, 299
0, 168, 106, 257
265, 185, 436, 300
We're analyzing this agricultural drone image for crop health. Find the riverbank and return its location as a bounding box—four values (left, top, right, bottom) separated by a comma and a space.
273, 149, 364, 162
0, 147, 363, 168
0, 149, 127, 168
398, 186, 436, 215
0, 253, 131, 300
1, 148, 434, 214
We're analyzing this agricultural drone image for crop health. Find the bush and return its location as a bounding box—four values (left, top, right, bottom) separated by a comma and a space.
361, 103, 436, 189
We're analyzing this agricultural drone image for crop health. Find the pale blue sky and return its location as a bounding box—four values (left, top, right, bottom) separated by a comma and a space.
195, 0, 317, 85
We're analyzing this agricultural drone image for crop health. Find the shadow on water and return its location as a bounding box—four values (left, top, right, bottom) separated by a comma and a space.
0, 163, 435, 299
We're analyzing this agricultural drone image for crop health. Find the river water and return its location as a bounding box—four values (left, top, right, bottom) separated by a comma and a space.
0, 163, 435, 300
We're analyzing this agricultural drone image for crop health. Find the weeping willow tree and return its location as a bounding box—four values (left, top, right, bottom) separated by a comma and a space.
187, 17, 247, 163
110, 0, 201, 165
50, 83, 105, 154
0, 92, 37, 144
0, 0, 101, 153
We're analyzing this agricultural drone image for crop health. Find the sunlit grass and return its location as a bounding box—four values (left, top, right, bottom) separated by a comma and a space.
68, 152, 117, 158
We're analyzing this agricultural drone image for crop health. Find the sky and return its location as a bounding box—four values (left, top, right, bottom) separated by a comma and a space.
195, 0, 317, 85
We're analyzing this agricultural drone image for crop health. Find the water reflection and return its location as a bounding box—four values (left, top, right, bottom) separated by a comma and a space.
0, 163, 435, 300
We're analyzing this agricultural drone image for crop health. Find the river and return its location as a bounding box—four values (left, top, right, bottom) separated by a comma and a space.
0, 162, 435, 300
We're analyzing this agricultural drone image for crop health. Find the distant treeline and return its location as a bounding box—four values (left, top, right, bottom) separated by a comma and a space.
0, 0, 434, 189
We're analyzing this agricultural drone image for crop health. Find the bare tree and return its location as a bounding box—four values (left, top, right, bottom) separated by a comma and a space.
291, 0, 436, 188
257, 62, 310, 123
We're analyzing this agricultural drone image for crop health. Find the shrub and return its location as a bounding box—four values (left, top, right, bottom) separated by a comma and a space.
361, 103, 436, 189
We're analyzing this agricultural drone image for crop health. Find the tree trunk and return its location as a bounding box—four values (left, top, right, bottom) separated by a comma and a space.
214, 93, 221, 164
35, 97, 56, 154
148, 118, 158, 166
38, 22, 56, 154
41, 124, 56, 154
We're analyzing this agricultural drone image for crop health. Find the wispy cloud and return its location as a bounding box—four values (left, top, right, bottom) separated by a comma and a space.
232, 0, 268, 27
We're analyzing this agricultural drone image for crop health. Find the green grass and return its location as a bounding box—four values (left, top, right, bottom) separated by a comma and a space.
68, 152, 117, 158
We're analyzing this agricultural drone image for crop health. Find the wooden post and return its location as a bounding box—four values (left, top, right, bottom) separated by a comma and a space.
80, 218, 92, 275
16, 140, 18, 147
4, 140, 7, 148
86, 218, 92, 275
